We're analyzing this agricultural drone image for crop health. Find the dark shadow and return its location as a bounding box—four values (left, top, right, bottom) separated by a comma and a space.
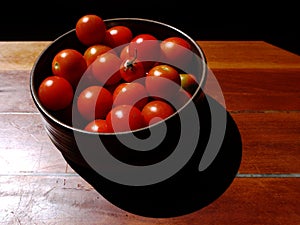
63, 94, 242, 218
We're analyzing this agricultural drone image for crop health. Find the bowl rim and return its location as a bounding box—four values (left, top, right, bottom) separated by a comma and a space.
30, 17, 208, 135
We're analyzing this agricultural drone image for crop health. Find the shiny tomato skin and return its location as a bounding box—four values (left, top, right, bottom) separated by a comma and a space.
103, 25, 133, 48
128, 34, 161, 71
77, 85, 113, 121
179, 73, 199, 95
160, 36, 193, 69
83, 44, 114, 67
52, 48, 87, 88
38, 76, 74, 111
91, 52, 122, 86
141, 100, 175, 126
145, 64, 181, 100
75, 14, 106, 46
112, 82, 149, 110
119, 57, 145, 82
84, 119, 110, 133
106, 104, 145, 133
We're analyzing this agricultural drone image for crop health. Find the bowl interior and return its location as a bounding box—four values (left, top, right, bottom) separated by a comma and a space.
30, 17, 207, 132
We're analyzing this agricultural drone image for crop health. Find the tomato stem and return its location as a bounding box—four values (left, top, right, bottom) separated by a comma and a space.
123, 48, 137, 71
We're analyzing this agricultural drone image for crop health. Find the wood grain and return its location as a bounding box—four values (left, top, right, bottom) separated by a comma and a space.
0, 176, 299, 224
0, 41, 299, 225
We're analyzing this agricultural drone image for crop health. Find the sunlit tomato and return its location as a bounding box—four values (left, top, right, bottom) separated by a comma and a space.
52, 48, 87, 88
91, 52, 122, 86
179, 73, 199, 95
84, 119, 110, 133
128, 33, 161, 71
103, 25, 133, 48
75, 14, 106, 46
141, 100, 175, 126
119, 56, 145, 82
38, 76, 73, 111
106, 104, 145, 132
160, 36, 193, 69
112, 82, 149, 110
77, 85, 113, 121
83, 44, 114, 67
145, 64, 181, 100
119, 44, 129, 61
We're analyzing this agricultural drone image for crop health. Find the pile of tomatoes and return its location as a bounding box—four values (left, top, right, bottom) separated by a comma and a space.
38, 14, 199, 133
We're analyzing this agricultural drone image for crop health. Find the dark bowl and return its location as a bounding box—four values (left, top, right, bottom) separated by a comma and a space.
30, 17, 207, 169
28, 18, 242, 218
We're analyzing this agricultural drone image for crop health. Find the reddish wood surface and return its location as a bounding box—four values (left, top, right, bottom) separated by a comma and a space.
0, 41, 299, 224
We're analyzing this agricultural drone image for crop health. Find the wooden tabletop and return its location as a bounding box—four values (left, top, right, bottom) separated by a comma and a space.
0, 41, 299, 224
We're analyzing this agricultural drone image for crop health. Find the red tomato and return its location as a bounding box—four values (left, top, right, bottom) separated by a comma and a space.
128, 33, 161, 71
141, 100, 175, 126
160, 36, 193, 69
145, 64, 181, 100
83, 44, 114, 67
52, 48, 87, 88
75, 14, 106, 46
119, 56, 145, 82
77, 85, 113, 121
112, 82, 149, 110
103, 25, 133, 48
38, 76, 73, 111
119, 44, 129, 61
179, 73, 199, 95
91, 52, 122, 86
106, 104, 145, 132
84, 119, 110, 133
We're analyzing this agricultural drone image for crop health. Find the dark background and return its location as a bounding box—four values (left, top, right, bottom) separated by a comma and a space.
1, 1, 299, 55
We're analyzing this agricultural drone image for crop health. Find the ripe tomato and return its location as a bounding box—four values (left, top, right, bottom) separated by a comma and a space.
112, 82, 149, 110
145, 64, 181, 100
75, 14, 106, 46
91, 52, 122, 86
119, 55, 145, 82
84, 119, 110, 133
141, 100, 175, 126
76, 85, 113, 121
103, 25, 133, 48
179, 73, 199, 95
38, 76, 73, 111
52, 48, 87, 88
106, 104, 145, 132
128, 33, 161, 71
160, 36, 193, 69
83, 44, 114, 67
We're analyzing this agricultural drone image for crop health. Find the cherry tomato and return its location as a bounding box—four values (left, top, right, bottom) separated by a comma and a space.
52, 48, 87, 88
103, 25, 133, 48
112, 82, 149, 110
119, 55, 145, 82
145, 64, 181, 100
38, 76, 74, 111
141, 100, 175, 126
119, 44, 129, 61
75, 14, 106, 46
91, 52, 122, 86
179, 73, 199, 95
160, 36, 193, 69
128, 33, 161, 71
76, 85, 113, 121
83, 44, 114, 67
106, 104, 145, 132
84, 119, 110, 133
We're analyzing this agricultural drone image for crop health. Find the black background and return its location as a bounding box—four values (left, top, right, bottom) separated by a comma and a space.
1, 1, 299, 55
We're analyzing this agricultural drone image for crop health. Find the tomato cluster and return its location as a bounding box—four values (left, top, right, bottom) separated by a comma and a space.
38, 14, 199, 133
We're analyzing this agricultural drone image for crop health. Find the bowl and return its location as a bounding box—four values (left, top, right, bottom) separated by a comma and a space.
29, 17, 230, 217
30, 17, 207, 169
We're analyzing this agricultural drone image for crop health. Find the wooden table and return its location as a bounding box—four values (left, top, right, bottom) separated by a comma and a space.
0, 41, 299, 224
